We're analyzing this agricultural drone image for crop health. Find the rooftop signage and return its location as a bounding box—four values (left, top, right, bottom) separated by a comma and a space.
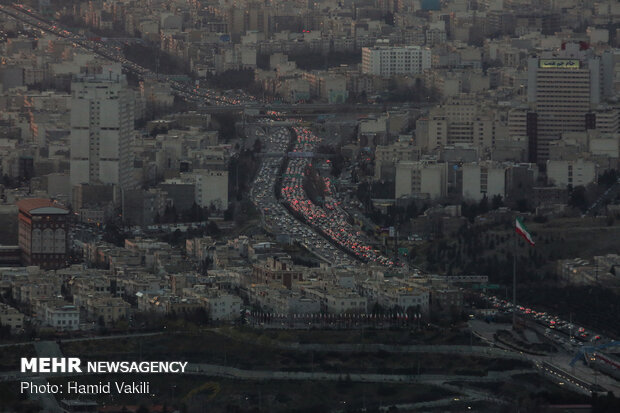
539, 59, 580, 69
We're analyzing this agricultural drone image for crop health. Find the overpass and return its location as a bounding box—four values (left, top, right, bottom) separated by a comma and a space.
198, 102, 422, 114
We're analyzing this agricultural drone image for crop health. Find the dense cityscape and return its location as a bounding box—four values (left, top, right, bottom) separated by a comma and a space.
0, 0, 620, 412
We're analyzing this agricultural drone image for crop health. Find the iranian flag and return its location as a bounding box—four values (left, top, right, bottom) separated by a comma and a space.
515, 217, 535, 246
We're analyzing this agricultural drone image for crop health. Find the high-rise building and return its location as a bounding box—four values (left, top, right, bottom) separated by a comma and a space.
70, 71, 134, 191
526, 44, 616, 162
17, 198, 69, 270
361, 45, 431, 77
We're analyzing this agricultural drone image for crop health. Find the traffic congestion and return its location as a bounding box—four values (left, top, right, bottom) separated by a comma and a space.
248, 125, 355, 266
280, 126, 395, 266
1, 3, 256, 107
483, 294, 610, 351
3, 3, 384, 267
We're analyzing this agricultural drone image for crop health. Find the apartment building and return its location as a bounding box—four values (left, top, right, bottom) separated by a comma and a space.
361, 45, 431, 76
546, 158, 597, 187
44, 303, 80, 331
194, 169, 229, 210
358, 279, 430, 314
301, 285, 368, 314
83, 296, 130, 326
395, 161, 448, 199
461, 161, 507, 202
0, 303, 24, 332
374, 142, 421, 180
252, 256, 304, 289
69, 71, 135, 190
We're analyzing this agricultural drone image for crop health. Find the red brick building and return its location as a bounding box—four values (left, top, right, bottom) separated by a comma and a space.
17, 199, 70, 269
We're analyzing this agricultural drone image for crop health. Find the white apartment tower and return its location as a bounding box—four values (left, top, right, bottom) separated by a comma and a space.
362, 45, 431, 77
70, 73, 134, 190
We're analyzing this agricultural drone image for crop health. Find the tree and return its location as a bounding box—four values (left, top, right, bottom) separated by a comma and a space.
0, 323, 11, 339
185, 202, 204, 222
478, 195, 489, 214
162, 205, 178, 223
224, 204, 235, 221
201, 256, 213, 274
491, 194, 504, 209
207, 221, 220, 236
103, 222, 125, 247
568, 185, 588, 212
516, 198, 529, 212
253, 138, 262, 153
598, 169, 618, 187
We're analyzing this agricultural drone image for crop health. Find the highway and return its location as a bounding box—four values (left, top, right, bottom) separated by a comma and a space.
248, 123, 355, 265
584, 177, 620, 217
279, 126, 394, 266
475, 296, 620, 396
0, 4, 422, 114
0, 3, 406, 268
0, 3, 253, 107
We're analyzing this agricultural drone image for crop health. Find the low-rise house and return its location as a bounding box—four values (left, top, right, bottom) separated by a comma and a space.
43, 301, 79, 331
0, 303, 25, 332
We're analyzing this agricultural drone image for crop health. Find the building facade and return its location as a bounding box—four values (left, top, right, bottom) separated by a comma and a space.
17, 198, 70, 270
526, 45, 616, 162
194, 169, 229, 210
362, 45, 431, 76
395, 161, 448, 199
461, 162, 506, 202
70, 73, 135, 190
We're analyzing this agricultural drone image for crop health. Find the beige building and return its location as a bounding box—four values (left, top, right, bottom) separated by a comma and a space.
252, 256, 304, 289
202, 292, 242, 321
526, 45, 615, 162
194, 169, 229, 210
395, 161, 448, 199
0, 303, 24, 332
546, 158, 597, 188
84, 296, 130, 326
361, 45, 431, 76
415, 96, 507, 151
43, 302, 80, 331
70, 72, 135, 190
374, 143, 420, 180
461, 161, 507, 202
359, 279, 430, 314
301, 285, 367, 314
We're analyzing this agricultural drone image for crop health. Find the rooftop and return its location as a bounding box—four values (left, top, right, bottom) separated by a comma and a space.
16, 198, 69, 215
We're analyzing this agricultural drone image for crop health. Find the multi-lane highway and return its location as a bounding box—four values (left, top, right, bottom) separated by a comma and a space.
0, 3, 255, 107
249, 124, 356, 265
280, 126, 394, 266
0, 4, 412, 114
0, 3, 399, 268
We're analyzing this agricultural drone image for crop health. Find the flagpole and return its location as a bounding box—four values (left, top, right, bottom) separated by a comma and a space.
513, 229, 517, 329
